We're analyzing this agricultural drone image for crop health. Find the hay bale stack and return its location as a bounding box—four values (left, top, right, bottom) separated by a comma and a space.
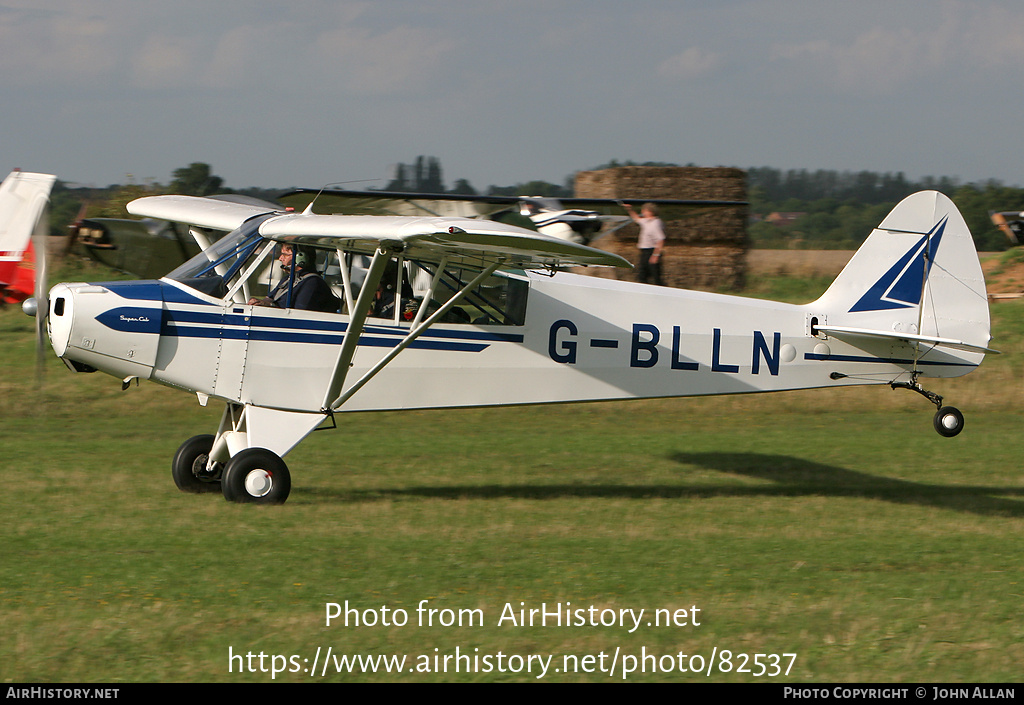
574, 166, 748, 290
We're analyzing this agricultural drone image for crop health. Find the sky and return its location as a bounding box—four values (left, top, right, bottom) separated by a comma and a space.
2, 0, 1023, 191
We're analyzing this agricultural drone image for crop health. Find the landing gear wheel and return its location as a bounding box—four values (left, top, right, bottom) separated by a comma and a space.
222, 448, 291, 504
933, 406, 964, 437
172, 434, 222, 493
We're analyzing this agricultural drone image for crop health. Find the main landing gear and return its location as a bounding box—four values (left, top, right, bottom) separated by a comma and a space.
171, 436, 291, 504
171, 435, 222, 493
169, 403, 319, 504
221, 448, 291, 504
890, 374, 965, 438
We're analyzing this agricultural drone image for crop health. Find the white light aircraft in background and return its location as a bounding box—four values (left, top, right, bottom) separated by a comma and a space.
277, 187, 745, 245
67, 189, 740, 280
25, 190, 996, 504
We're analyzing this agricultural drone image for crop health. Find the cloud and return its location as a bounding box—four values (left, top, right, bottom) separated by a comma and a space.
657, 47, 723, 80
960, 5, 1024, 68
310, 23, 455, 94
0, 2, 456, 95
200, 24, 268, 89
130, 35, 203, 89
767, 2, 1024, 94
0, 4, 119, 86
770, 30, 949, 94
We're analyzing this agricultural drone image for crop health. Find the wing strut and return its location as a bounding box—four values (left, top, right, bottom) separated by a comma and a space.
189, 226, 213, 253
224, 242, 275, 304
190, 226, 258, 304
321, 245, 394, 409
327, 260, 501, 412
336, 249, 356, 313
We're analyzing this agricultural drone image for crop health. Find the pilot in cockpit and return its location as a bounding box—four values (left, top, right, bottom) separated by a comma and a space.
248, 243, 337, 312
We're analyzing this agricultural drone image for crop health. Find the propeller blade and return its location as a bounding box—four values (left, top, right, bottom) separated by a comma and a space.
32, 203, 49, 383
990, 211, 1021, 244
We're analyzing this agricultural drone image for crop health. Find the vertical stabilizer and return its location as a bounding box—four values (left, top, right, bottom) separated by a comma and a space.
0, 171, 57, 298
812, 191, 991, 353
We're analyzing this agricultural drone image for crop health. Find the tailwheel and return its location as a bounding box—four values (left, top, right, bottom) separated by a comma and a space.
172, 434, 222, 493
222, 448, 291, 504
891, 375, 965, 438
933, 406, 964, 438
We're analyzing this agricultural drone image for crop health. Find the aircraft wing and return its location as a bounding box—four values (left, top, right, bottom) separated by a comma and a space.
278, 188, 514, 219
815, 325, 999, 355
127, 195, 282, 232
278, 188, 747, 222
259, 213, 631, 269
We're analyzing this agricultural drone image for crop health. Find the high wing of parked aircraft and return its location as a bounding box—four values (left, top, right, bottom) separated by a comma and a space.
278, 188, 745, 245
26, 190, 994, 505
73, 217, 203, 280
71, 195, 284, 280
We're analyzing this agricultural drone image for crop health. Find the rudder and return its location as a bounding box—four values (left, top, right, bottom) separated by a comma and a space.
812, 191, 991, 355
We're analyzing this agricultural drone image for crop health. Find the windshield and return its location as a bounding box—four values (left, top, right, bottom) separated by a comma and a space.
165, 215, 274, 298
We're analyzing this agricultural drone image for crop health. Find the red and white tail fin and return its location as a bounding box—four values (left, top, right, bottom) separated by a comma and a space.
1, 239, 36, 304
0, 170, 56, 301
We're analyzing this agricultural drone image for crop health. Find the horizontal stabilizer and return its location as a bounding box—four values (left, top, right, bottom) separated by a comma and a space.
816, 325, 999, 355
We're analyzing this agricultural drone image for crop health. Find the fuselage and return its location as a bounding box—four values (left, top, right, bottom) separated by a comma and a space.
46, 263, 979, 415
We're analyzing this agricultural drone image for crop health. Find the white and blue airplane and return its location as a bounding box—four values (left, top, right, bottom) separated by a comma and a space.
27, 190, 995, 504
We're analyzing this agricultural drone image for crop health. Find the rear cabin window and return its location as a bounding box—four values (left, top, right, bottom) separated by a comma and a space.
321, 253, 528, 326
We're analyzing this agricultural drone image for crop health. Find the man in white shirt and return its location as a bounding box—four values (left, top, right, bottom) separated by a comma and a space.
624, 202, 665, 285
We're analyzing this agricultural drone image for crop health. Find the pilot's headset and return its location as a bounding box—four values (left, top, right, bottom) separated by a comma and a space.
292, 245, 318, 271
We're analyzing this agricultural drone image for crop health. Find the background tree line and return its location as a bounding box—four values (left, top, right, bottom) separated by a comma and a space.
50, 159, 1024, 251
747, 167, 1023, 251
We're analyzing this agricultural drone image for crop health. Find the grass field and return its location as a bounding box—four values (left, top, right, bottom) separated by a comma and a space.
1, 256, 1022, 682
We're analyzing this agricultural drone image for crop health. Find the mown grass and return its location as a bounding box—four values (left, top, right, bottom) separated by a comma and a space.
737, 273, 835, 304
0, 262, 1021, 682
986, 247, 1024, 277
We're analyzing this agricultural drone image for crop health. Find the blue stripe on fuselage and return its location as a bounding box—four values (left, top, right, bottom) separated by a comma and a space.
99, 280, 517, 351
163, 322, 488, 351
101, 280, 213, 306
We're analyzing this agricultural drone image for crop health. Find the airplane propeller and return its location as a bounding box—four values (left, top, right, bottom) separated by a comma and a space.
990, 210, 1023, 245
22, 201, 50, 383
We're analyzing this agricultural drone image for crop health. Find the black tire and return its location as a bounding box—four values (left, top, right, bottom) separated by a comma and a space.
222, 448, 291, 504
172, 434, 222, 493
933, 406, 964, 437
